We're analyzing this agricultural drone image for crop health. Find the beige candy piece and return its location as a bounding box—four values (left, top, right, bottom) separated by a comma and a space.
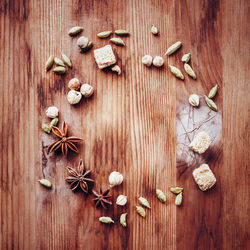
193, 164, 216, 191
94, 45, 116, 69
189, 131, 211, 154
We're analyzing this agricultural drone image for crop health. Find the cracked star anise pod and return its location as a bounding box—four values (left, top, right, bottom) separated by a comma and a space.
47, 121, 82, 157
65, 159, 94, 193
92, 188, 112, 209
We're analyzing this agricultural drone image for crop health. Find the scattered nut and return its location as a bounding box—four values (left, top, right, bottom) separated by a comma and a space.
67, 90, 82, 105
77, 36, 89, 49
189, 94, 199, 107
46, 106, 59, 118
80, 84, 94, 98
109, 171, 123, 188
68, 78, 81, 90
153, 56, 164, 67
142, 55, 153, 67
111, 65, 121, 75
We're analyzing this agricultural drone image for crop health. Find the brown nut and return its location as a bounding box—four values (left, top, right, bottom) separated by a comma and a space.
77, 36, 89, 49
68, 78, 80, 90
80, 84, 94, 98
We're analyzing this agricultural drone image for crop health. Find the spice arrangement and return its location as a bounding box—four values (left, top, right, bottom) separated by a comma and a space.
39, 24, 220, 229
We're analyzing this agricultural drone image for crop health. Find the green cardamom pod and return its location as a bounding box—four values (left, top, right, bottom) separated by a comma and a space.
156, 189, 167, 203
165, 41, 182, 55
42, 123, 51, 133
110, 37, 125, 46
181, 53, 191, 63
61, 53, 72, 68
114, 29, 130, 36
50, 118, 59, 128
170, 187, 183, 194
208, 84, 218, 99
175, 192, 183, 206
120, 213, 127, 227
45, 55, 54, 71
80, 41, 93, 53
184, 63, 196, 79
169, 65, 184, 80
54, 57, 65, 67
53, 66, 66, 75
136, 206, 146, 217
38, 179, 52, 188
204, 96, 218, 111
99, 216, 114, 224
139, 197, 151, 209
68, 26, 83, 36
97, 31, 112, 38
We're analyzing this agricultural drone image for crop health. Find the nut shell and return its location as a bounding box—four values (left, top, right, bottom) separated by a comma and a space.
68, 78, 80, 90
67, 90, 82, 105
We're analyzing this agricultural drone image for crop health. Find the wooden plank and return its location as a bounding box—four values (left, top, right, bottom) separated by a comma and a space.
0, 0, 249, 250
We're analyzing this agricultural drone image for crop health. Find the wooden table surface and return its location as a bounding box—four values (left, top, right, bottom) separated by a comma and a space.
0, 0, 249, 249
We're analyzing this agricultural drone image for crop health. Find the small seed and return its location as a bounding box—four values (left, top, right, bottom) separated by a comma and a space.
156, 189, 166, 203
110, 37, 125, 46
184, 63, 196, 79
181, 53, 191, 63
151, 25, 158, 35
175, 192, 183, 206
38, 179, 52, 188
68, 26, 83, 36
53, 66, 66, 75
97, 31, 112, 38
120, 213, 127, 227
139, 197, 151, 209
136, 206, 146, 217
204, 96, 218, 111
54, 57, 65, 67
114, 29, 130, 36
45, 55, 54, 71
42, 124, 51, 134
80, 41, 93, 53
208, 84, 218, 99
99, 216, 114, 224
165, 41, 182, 55
169, 65, 184, 80
61, 53, 72, 68
50, 118, 59, 127
170, 187, 183, 194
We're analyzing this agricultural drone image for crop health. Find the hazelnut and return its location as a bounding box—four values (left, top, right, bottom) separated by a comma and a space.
80, 84, 94, 98
142, 55, 153, 67
46, 106, 59, 118
153, 56, 164, 67
68, 78, 80, 90
67, 90, 82, 105
77, 36, 89, 49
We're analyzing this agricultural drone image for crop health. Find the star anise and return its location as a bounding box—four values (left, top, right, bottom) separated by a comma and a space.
92, 188, 112, 209
47, 121, 82, 157
65, 159, 94, 193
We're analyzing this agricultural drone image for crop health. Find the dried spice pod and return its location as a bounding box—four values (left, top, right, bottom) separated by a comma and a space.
175, 192, 183, 206
45, 55, 54, 71
54, 57, 65, 67
208, 84, 218, 99
38, 179, 52, 188
61, 53, 72, 68
93, 188, 112, 209
42, 124, 51, 134
68, 26, 83, 36
136, 206, 146, 217
114, 29, 130, 36
204, 96, 218, 111
110, 37, 125, 46
170, 187, 183, 194
53, 66, 66, 75
97, 31, 112, 38
184, 63, 196, 79
116, 195, 127, 206
80, 41, 93, 53
156, 189, 166, 203
165, 41, 182, 55
99, 217, 114, 224
181, 53, 191, 63
169, 65, 184, 80
120, 213, 127, 227
50, 118, 59, 127
139, 197, 151, 209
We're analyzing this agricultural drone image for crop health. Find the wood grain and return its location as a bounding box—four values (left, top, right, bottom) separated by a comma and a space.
0, 0, 249, 250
